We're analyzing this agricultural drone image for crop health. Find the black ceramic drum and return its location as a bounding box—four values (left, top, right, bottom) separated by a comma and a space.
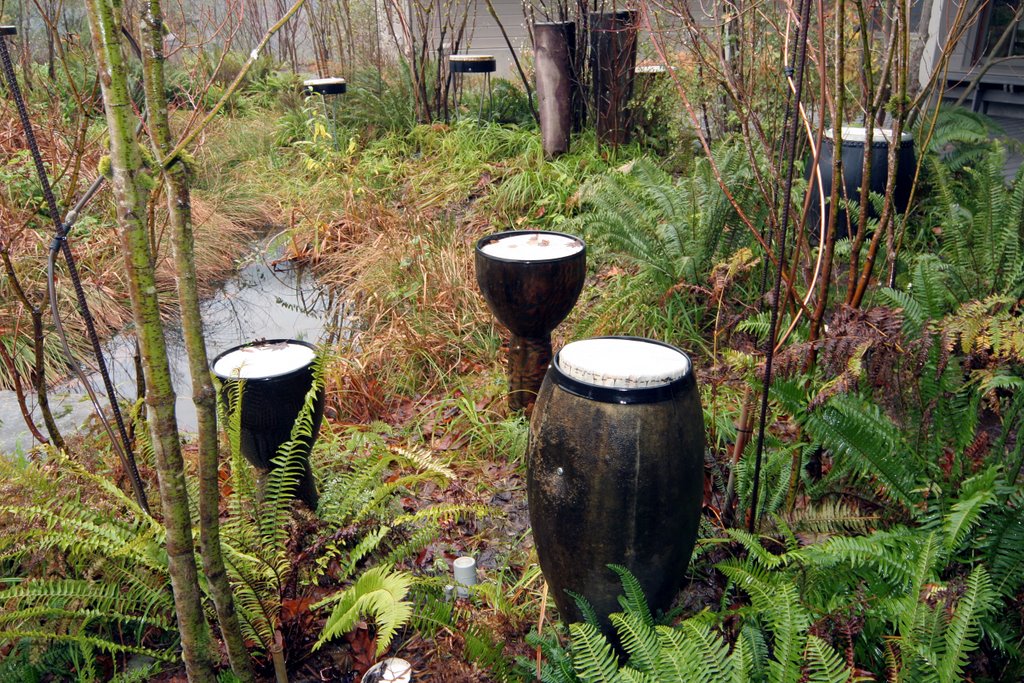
449, 55, 497, 74
212, 339, 324, 507
527, 337, 704, 634
475, 231, 586, 413
807, 126, 915, 239
303, 77, 347, 95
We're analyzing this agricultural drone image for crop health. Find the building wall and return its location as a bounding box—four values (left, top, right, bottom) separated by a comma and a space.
463, 0, 529, 78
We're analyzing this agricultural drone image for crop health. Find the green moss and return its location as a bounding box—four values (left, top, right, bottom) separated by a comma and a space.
98, 155, 113, 179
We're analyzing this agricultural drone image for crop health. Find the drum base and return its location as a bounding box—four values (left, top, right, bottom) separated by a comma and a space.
508, 333, 551, 414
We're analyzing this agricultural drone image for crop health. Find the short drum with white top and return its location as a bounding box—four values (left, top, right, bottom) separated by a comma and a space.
449, 54, 496, 121
807, 125, 916, 239
526, 336, 705, 636
212, 339, 324, 507
303, 77, 347, 95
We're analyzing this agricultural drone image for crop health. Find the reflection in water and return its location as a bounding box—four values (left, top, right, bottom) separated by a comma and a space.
0, 237, 342, 454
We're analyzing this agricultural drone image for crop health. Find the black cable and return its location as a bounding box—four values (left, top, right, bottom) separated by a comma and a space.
747, 0, 812, 534
0, 27, 149, 512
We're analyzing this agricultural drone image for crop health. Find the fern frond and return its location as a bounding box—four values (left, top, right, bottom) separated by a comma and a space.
0, 629, 176, 661
608, 565, 653, 627
654, 622, 734, 683
568, 622, 621, 683
803, 635, 854, 683
617, 669, 657, 683
609, 611, 659, 674
942, 482, 996, 555
313, 565, 414, 655
567, 590, 601, 630
802, 394, 920, 507
389, 445, 455, 482
724, 530, 788, 570
783, 499, 879, 536
937, 565, 994, 683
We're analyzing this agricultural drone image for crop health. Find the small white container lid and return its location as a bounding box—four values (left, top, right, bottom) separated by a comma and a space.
362, 657, 412, 683
303, 77, 346, 86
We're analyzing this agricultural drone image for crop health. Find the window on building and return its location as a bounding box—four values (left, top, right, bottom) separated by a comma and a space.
974, 0, 1024, 63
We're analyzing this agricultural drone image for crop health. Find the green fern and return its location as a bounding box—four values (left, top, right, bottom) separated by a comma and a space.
608, 611, 659, 674
608, 565, 654, 627
923, 106, 1002, 172
936, 565, 994, 683
313, 564, 414, 655
568, 622, 621, 683
773, 381, 922, 508
573, 146, 756, 293
0, 455, 177, 670
802, 635, 853, 683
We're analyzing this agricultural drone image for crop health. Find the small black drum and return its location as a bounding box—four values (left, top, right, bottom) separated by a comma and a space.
807, 126, 915, 238
448, 54, 497, 74
303, 77, 347, 95
212, 339, 324, 507
527, 337, 705, 634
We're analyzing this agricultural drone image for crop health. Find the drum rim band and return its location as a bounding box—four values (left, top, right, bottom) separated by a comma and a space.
828, 138, 914, 150
475, 229, 586, 265
211, 338, 318, 382
549, 336, 695, 404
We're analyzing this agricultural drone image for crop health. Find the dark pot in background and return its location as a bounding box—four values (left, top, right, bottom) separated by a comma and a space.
806, 126, 916, 239
535, 22, 576, 158
589, 11, 638, 146
526, 337, 705, 637
212, 338, 323, 508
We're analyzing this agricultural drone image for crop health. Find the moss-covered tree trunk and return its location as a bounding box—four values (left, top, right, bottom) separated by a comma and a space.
140, 2, 255, 680
82, 1, 217, 680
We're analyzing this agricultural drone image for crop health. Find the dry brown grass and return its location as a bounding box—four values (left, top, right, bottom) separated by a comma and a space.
1, 104, 258, 388
315, 186, 500, 421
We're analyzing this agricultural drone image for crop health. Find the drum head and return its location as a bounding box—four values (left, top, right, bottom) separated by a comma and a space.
826, 126, 912, 145
213, 340, 316, 380
478, 231, 584, 262
557, 337, 689, 389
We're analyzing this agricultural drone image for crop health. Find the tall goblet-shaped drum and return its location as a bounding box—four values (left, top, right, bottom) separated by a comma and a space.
212, 339, 324, 508
475, 231, 586, 413
527, 337, 705, 635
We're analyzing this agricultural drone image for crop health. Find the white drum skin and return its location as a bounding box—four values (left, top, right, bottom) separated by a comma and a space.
479, 232, 584, 262
213, 341, 316, 379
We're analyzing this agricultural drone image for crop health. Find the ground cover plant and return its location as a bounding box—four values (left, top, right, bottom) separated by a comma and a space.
1, 0, 1023, 681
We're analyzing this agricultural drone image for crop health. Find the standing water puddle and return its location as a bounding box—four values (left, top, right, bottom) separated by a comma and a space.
0, 235, 339, 455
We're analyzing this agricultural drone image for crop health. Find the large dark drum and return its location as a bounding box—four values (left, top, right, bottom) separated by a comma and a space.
807, 126, 915, 238
527, 337, 705, 633
212, 339, 324, 507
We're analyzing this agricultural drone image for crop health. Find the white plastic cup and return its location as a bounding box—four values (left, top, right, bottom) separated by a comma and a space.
453, 556, 478, 597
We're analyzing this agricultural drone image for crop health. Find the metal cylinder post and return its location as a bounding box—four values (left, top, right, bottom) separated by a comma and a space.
589, 11, 638, 146
535, 22, 574, 158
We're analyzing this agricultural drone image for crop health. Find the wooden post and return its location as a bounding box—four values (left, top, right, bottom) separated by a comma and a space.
589, 11, 638, 146
535, 22, 573, 158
